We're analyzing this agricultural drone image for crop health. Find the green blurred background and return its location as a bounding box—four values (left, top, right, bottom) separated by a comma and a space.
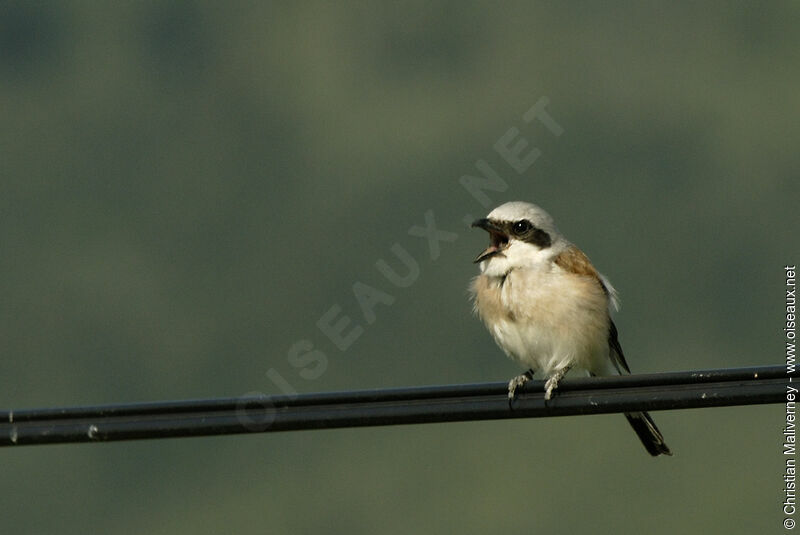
1, 1, 798, 533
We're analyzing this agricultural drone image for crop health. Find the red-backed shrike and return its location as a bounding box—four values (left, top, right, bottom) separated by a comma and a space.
470, 201, 671, 456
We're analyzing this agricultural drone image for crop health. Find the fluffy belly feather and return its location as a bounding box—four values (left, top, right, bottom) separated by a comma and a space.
472, 269, 610, 375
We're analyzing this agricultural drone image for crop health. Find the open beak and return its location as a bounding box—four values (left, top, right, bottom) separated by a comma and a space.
471, 218, 509, 263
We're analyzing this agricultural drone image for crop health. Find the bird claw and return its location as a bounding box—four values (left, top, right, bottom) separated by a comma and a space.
507, 370, 535, 408
543, 376, 558, 400
543, 366, 572, 401
507, 374, 530, 401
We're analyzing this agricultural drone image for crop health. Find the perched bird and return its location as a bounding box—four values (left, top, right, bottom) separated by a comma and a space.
470, 201, 671, 456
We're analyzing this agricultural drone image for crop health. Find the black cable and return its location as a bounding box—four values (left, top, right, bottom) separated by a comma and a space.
0, 365, 791, 447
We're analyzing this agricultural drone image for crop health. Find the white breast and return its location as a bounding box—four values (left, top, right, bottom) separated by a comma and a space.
471, 268, 611, 376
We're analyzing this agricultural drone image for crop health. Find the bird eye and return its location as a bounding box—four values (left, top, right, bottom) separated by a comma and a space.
512, 220, 532, 234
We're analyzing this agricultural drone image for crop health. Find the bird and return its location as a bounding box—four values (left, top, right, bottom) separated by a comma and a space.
469, 201, 672, 456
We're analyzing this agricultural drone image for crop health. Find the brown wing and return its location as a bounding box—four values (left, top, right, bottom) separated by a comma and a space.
555, 246, 629, 374
554, 245, 617, 301
553, 245, 600, 278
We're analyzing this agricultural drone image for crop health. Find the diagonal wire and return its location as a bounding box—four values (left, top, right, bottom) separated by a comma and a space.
0, 365, 791, 447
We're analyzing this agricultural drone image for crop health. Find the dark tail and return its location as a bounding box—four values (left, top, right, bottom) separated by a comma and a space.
624, 411, 672, 456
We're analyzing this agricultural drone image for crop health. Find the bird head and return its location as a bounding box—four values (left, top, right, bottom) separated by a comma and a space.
471, 201, 562, 277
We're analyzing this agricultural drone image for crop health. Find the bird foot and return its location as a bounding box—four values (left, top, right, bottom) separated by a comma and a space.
507, 370, 535, 408
543, 366, 572, 400
543, 377, 558, 400
507, 374, 531, 400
